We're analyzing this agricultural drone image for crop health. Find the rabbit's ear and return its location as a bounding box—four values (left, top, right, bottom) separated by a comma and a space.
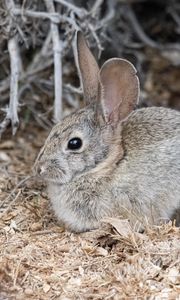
99, 58, 139, 123
76, 31, 100, 105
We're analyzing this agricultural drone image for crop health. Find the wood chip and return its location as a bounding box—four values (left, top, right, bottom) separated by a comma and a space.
43, 283, 51, 293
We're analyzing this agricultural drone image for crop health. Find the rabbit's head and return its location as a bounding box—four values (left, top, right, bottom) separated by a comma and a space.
35, 32, 140, 184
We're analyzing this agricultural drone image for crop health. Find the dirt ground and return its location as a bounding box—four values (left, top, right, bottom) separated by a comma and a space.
0, 120, 179, 300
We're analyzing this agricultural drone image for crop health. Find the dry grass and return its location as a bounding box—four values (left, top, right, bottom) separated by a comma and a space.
0, 125, 180, 300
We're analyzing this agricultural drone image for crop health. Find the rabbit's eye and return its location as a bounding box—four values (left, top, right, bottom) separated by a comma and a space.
68, 137, 82, 150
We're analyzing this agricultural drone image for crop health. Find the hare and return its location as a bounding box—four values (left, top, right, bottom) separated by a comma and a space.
35, 31, 180, 232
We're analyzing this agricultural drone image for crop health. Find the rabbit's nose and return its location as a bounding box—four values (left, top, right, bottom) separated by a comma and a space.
34, 162, 46, 176
38, 165, 45, 175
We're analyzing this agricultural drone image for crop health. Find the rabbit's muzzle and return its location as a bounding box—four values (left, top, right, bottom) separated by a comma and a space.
34, 156, 72, 184
33, 158, 50, 178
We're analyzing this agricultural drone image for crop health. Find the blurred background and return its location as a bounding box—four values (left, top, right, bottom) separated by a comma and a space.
0, 0, 180, 136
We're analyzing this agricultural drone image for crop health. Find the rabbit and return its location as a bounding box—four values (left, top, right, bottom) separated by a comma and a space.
34, 31, 180, 232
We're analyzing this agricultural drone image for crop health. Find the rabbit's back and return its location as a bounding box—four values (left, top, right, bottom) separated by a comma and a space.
122, 107, 180, 151
113, 107, 180, 225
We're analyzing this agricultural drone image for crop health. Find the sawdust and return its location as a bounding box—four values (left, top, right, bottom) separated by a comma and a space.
0, 125, 179, 300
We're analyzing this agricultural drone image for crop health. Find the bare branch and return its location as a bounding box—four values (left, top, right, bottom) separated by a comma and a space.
0, 36, 20, 136
44, 0, 62, 123
1, 0, 178, 135
99, 1, 115, 27
0, 57, 53, 98
13, 8, 61, 23
88, 24, 104, 58
0, 0, 106, 128
65, 84, 82, 95
27, 31, 52, 73
90, 0, 104, 18
54, 0, 87, 18
13, 7, 81, 32
168, 7, 180, 28
0, 0, 22, 136
127, 5, 180, 51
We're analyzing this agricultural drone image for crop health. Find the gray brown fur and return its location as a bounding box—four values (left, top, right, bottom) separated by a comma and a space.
35, 32, 180, 232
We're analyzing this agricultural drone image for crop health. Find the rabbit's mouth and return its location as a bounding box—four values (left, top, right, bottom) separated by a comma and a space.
44, 177, 63, 184
34, 161, 68, 183
39, 167, 73, 185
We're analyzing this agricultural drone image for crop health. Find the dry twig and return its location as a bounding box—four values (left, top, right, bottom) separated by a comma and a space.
0, 0, 21, 136
44, 0, 63, 123
0, 0, 114, 132
0, 175, 32, 210
54, 0, 87, 18
0, 0, 179, 134
127, 5, 180, 51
